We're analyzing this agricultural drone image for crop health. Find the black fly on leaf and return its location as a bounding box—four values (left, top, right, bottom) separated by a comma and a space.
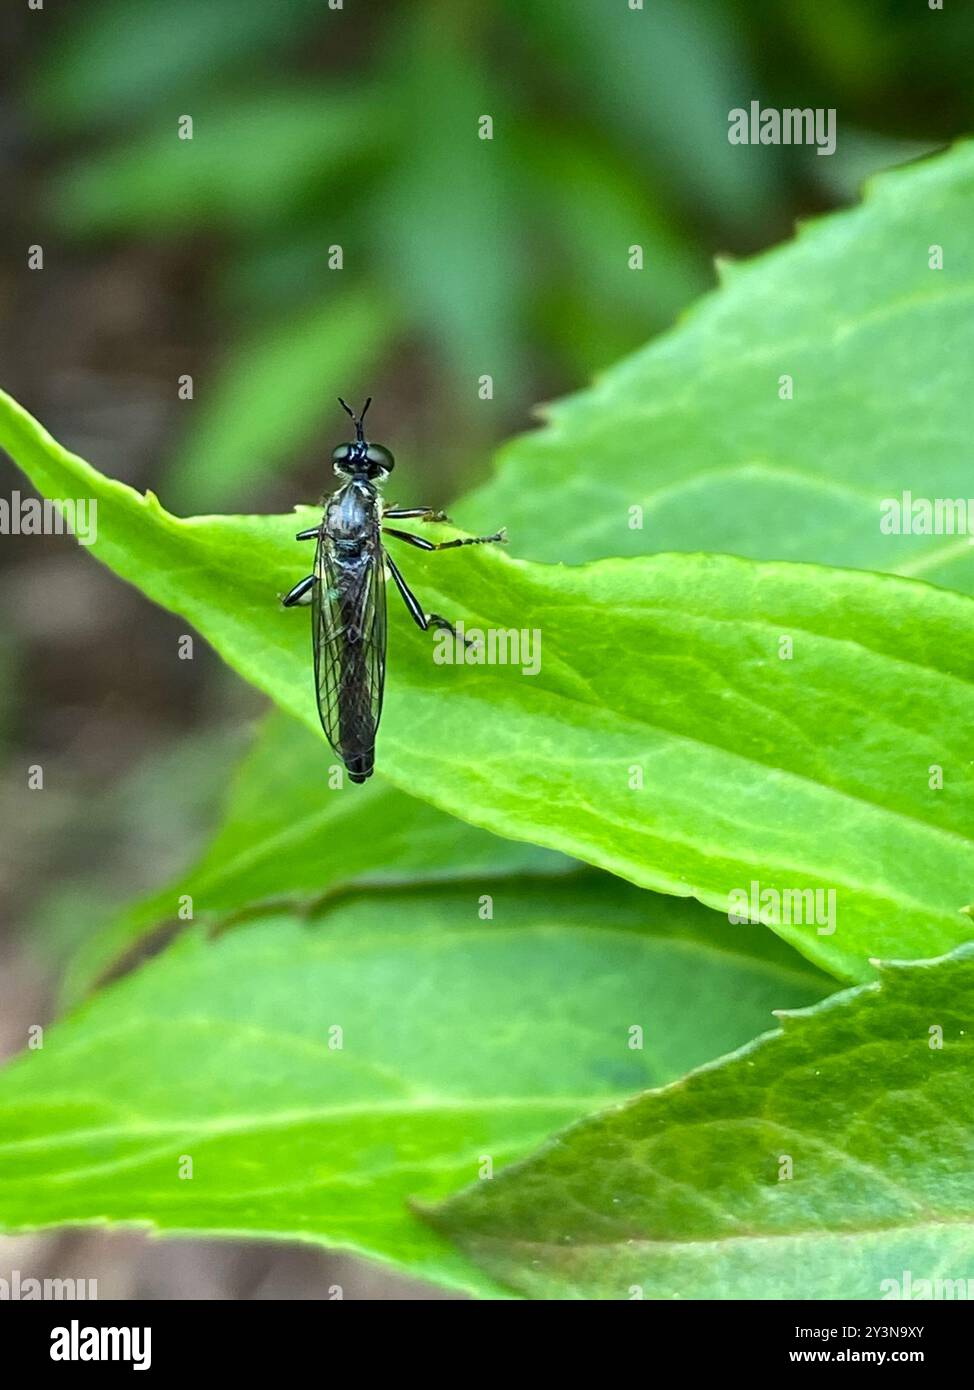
282, 397, 506, 783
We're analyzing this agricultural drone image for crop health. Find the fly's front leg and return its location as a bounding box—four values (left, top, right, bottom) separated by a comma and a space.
383, 526, 506, 552
282, 575, 316, 607
382, 507, 450, 522
295, 527, 320, 540
385, 555, 479, 648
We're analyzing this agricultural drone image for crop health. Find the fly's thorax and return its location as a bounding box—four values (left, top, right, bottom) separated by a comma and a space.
325, 479, 381, 543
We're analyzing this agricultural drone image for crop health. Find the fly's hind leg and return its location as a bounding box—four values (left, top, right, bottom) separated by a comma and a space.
385, 554, 478, 648
282, 575, 316, 607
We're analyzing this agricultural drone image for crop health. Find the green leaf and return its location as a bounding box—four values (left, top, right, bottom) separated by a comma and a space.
429, 946, 974, 1300
0, 878, 831, 1294
64, 708, 570, 1004
31, 719, 247, 967
1, 388, 973, 982
164, 287, 396, 512
457, 141, 974, 597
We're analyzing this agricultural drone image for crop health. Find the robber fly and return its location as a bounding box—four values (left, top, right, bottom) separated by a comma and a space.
283, 397, 506, 783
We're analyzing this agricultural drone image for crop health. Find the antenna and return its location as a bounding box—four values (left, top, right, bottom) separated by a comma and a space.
338, 395, 372, 442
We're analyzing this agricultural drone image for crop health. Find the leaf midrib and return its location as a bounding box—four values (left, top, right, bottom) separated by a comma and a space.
465, 1216, 974, 1257
0, 1094, 622, 1159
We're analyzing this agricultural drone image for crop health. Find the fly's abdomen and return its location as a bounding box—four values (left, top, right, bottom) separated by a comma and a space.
312, 520, 387, 786
335, 575, 376, 782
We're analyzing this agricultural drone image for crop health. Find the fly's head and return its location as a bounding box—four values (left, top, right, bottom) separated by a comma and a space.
331, 439, 394, 482
333, 396, 395, 484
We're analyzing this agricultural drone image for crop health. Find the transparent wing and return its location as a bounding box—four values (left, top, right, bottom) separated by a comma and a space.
312, 534, 387, 778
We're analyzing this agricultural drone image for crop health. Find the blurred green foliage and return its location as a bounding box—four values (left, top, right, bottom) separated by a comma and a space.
28, 0, 973, 511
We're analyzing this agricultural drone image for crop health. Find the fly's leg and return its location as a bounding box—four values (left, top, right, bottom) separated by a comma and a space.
282, 575, 316, 607
382, 507, 450, 522
385, 554, 437, 630
295, 527, 320, 540
383, 525, 506, 553
385, 554, 479, 648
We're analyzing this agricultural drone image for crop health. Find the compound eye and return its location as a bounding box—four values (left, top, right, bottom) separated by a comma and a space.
366, 444, 394, 472
332, 443, 354, 465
